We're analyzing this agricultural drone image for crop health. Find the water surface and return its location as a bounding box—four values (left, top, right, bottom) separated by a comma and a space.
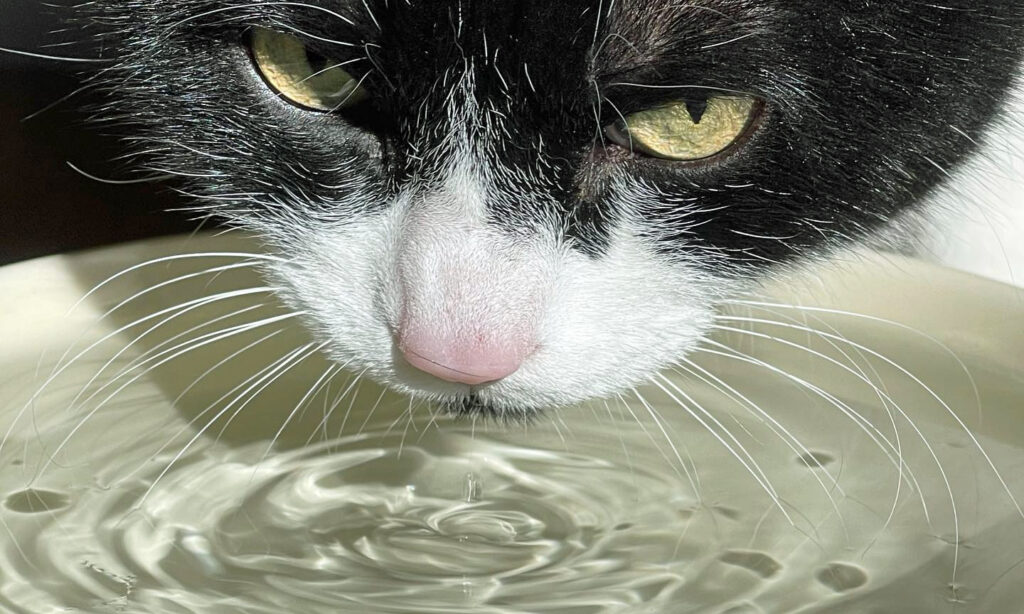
1, 236, 1023, 613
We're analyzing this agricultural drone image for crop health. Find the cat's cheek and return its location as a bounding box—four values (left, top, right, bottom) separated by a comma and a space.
483, 232, 725, 409
259, 216, 401, 382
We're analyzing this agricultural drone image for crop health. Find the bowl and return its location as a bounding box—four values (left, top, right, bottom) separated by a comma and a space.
1, 234, 1022, 613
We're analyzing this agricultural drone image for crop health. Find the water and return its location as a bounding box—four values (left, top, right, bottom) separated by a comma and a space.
1, 236, 1023, 613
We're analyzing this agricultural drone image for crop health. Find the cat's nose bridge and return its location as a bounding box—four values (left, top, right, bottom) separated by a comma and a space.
394, 261, 543, 386
393, 209, 550, 386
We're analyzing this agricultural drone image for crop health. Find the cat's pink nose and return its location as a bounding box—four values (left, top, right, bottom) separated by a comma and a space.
398, 329, 531, 386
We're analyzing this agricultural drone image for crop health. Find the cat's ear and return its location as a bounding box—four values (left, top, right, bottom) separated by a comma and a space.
249, 28, 367, 112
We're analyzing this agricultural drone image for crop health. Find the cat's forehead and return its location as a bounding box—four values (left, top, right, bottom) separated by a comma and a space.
280, 0, 773, 136
294, 0, 762, 79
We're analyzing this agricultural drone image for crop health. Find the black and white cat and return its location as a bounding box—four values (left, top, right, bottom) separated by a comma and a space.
77, 1, 1024, 418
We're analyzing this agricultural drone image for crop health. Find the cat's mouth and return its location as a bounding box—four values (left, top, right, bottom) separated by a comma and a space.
385, 346, 538, 421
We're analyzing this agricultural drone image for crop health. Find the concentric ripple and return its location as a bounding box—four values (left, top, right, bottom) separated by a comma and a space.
5, 358, 1024, 613
2, 426, 709, 613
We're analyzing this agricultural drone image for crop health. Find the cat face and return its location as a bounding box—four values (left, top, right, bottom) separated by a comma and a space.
85, 0, 1023, 417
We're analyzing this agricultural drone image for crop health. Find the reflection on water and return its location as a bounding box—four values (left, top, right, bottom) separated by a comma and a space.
1, 236, 1023, 613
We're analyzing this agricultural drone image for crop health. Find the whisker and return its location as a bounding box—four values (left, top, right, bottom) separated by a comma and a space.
607, 395, 639, 481
726, 300, 983, 421
296, 367, 347, 449
649, 374, 795, 526
717, 313, 1022, 518
29, 312, 306, 484
673, 359, 848, 531
396, 397, 420, 459
63, 302, 273, 418
356, 386, 390, 437
696, 338, 931, 522
627, 387, 703, 502
0, 46, 109, 63
415, 397, 449, 445
49, 286, 275, 388
119, 329, 295, 483
61, 309, 303, 421
67, 252, 285, 315
65, 162, 173, 185
702, 326, 963, 580
213, 342, 327, 441
328, 368, 370, 443
715, 302, 911, 536
166, 2, 355, 31
101, 261, 269, 318
3, 289, 278, 466
135, 343, 319, 507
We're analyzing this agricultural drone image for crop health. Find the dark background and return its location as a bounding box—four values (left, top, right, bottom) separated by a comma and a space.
0, 1, 195, 265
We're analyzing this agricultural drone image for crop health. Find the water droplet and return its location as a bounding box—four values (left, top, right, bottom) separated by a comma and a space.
817, 563, 868, 592
463, 472, 482, 503
946, 582, 974, 604
719, 550, 783, 579
797, 451, 835, 469
81, 561, 134, 598
4, 489, 71, 513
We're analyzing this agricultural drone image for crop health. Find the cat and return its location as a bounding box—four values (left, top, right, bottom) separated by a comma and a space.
74, 0, 1024, 420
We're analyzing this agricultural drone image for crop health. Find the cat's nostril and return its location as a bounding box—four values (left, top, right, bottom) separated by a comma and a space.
398, 331, 531, 386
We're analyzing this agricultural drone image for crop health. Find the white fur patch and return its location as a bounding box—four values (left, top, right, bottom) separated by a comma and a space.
253, 68, 737, 413
913, 76, 1024, 288
264, 161, 730, 412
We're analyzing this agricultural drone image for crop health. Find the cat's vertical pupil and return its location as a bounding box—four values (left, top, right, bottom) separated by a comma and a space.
305, 49, 329, 74
685, 99, 708, 124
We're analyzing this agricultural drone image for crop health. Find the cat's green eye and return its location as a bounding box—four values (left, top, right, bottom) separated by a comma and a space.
249, 27, 367, 112
605, 96, 760, 161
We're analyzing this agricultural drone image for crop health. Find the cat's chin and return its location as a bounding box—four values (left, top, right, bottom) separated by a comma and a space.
437, 395, 548, 424
379, 369, 579, 422
334, 340, 639, 421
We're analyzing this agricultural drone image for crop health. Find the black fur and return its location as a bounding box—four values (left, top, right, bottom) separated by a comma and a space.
80, 0, 1024, 267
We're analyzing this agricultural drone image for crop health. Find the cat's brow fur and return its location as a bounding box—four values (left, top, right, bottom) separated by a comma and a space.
77, 1, 1024, 416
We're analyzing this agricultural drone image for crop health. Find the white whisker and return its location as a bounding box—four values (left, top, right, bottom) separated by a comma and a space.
716, 302, 911, 536
64, 302, 273, 418
674, 359, 848, 531
703, 325, 964, 580
649, 374, 795, 527
696, 339, 931, 523
67, 252, 285, 316
3, 288, 278, 467
718, 313, 1022, 518
134, 343, 319, 507
213, 342, 327, 441
627, 387, 703, 503
100, 261, 269, 318
29, 312, 306, 484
